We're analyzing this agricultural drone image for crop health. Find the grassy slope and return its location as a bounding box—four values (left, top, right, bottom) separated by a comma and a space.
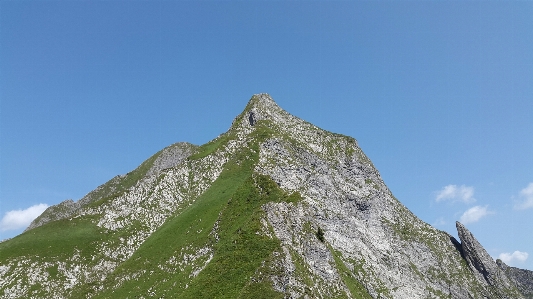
0, 143, 194, 298
0, 215, 105, 298
0, 216, 103, 261
91, 119, 374, 298
0, 143, 186, 253
90, 122, 289, 298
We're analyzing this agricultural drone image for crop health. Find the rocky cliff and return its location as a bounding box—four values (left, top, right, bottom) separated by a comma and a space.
1, 94, 530, 298
498, 259, 533, 299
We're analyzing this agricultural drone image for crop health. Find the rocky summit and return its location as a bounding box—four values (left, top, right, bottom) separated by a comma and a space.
1, 94, 531, 298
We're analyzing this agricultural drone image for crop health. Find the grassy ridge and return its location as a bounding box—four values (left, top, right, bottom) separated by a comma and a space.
0, 216, 104, 298
90, 121, 291, 298
0, 216, 103, 261
89, 148, 254, 298
177, 175, 286, 299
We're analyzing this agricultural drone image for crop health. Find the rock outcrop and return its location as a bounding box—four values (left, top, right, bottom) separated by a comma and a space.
456, 221, 522, 298
25, 142, 197, 232
498, 259, 533, 299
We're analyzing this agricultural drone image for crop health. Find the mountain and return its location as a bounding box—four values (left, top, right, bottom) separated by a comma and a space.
1, 94, 531, 298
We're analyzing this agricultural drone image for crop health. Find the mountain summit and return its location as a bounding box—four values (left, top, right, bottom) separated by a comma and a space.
1, 94, 531, 298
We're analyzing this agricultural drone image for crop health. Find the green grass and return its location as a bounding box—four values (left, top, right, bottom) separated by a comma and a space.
288, 247, 315, 290
0, 216, 103, 260
188, 133, 232, 160
0, 215, 105, 298
330, 247, 373, 299
87, 160, 253, 298
176, 174, 285, 298
87, 121, 293, 298
0, 119, 293, 299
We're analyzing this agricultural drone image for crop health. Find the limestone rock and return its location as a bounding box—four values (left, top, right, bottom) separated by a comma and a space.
24, 199, 79, 232
456, 221, 522, 298
498, 259, 533, 299
25, 142, 197, 232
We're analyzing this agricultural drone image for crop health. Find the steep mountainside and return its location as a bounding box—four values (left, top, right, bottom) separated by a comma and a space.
498, 260, 533, 299
1, 94, 531, 298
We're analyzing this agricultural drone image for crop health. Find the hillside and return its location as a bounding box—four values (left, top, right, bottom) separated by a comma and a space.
1, 94, 531, 298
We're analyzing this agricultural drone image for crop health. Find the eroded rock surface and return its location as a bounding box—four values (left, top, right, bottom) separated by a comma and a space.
456, 221, 523, 298
498, 259, 533, 299
25, 142, 197, 232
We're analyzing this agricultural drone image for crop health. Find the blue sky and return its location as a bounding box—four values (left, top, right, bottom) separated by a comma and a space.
1, 1, 532, 269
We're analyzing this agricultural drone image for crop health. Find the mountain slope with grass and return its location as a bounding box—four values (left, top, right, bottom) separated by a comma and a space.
1, 94, 531, 298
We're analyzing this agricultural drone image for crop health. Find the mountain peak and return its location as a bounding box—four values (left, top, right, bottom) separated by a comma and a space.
232, 93, 315, 138
2, 94, 531, 299
456, 221, 495, 281
237, 93, 286, 127
248, 93, 278, 109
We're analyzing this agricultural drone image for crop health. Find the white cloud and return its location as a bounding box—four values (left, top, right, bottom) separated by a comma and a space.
435, 184, 475, 204
499, 251, 529, 266
459, 205, 493, 224
433, 217, 446, 226
0, 204, 49, 231
514, 182, 533, 210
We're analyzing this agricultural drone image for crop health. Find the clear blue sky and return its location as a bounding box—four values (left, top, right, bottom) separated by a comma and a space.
1, 1, 532, 269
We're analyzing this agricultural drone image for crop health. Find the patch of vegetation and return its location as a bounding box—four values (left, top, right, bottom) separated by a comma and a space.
236, 251, 285, 299
409, 261, 423, 279
302, 221, 313, 234
172, 174, 286, 298
286, 191, 303, 204
0, 215, 104, 260
425, 286, 452, 299
188, 133, 232, 160
46, 265, 60, 279
329, 247, 373, 299
288, 247, 315, 290
364, 178, 380, 190
238, 280, 284, 299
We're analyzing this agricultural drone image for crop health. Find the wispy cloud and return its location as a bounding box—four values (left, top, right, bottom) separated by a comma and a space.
459, 205, 493, 224
499, 251, 529, 266
435, 184, 475, 204
433, 217, 446, 226
514, 182, 533, 210
0, 204, 48, 231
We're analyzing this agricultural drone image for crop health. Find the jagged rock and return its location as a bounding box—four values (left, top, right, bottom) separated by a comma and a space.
26, 142, 197, 232
456, 221, 522, 298
145, 142, 197, 177
24, 199, 79, 232
498, 259, 533, 299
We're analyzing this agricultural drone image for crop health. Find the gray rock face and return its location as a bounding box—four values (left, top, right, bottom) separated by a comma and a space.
25, 142, 197, 232
498, 260, 533, 299
24, 199, 79, 232
456, 221, 521, 298
241, 94, 526, 299
145, 142, 197, 178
